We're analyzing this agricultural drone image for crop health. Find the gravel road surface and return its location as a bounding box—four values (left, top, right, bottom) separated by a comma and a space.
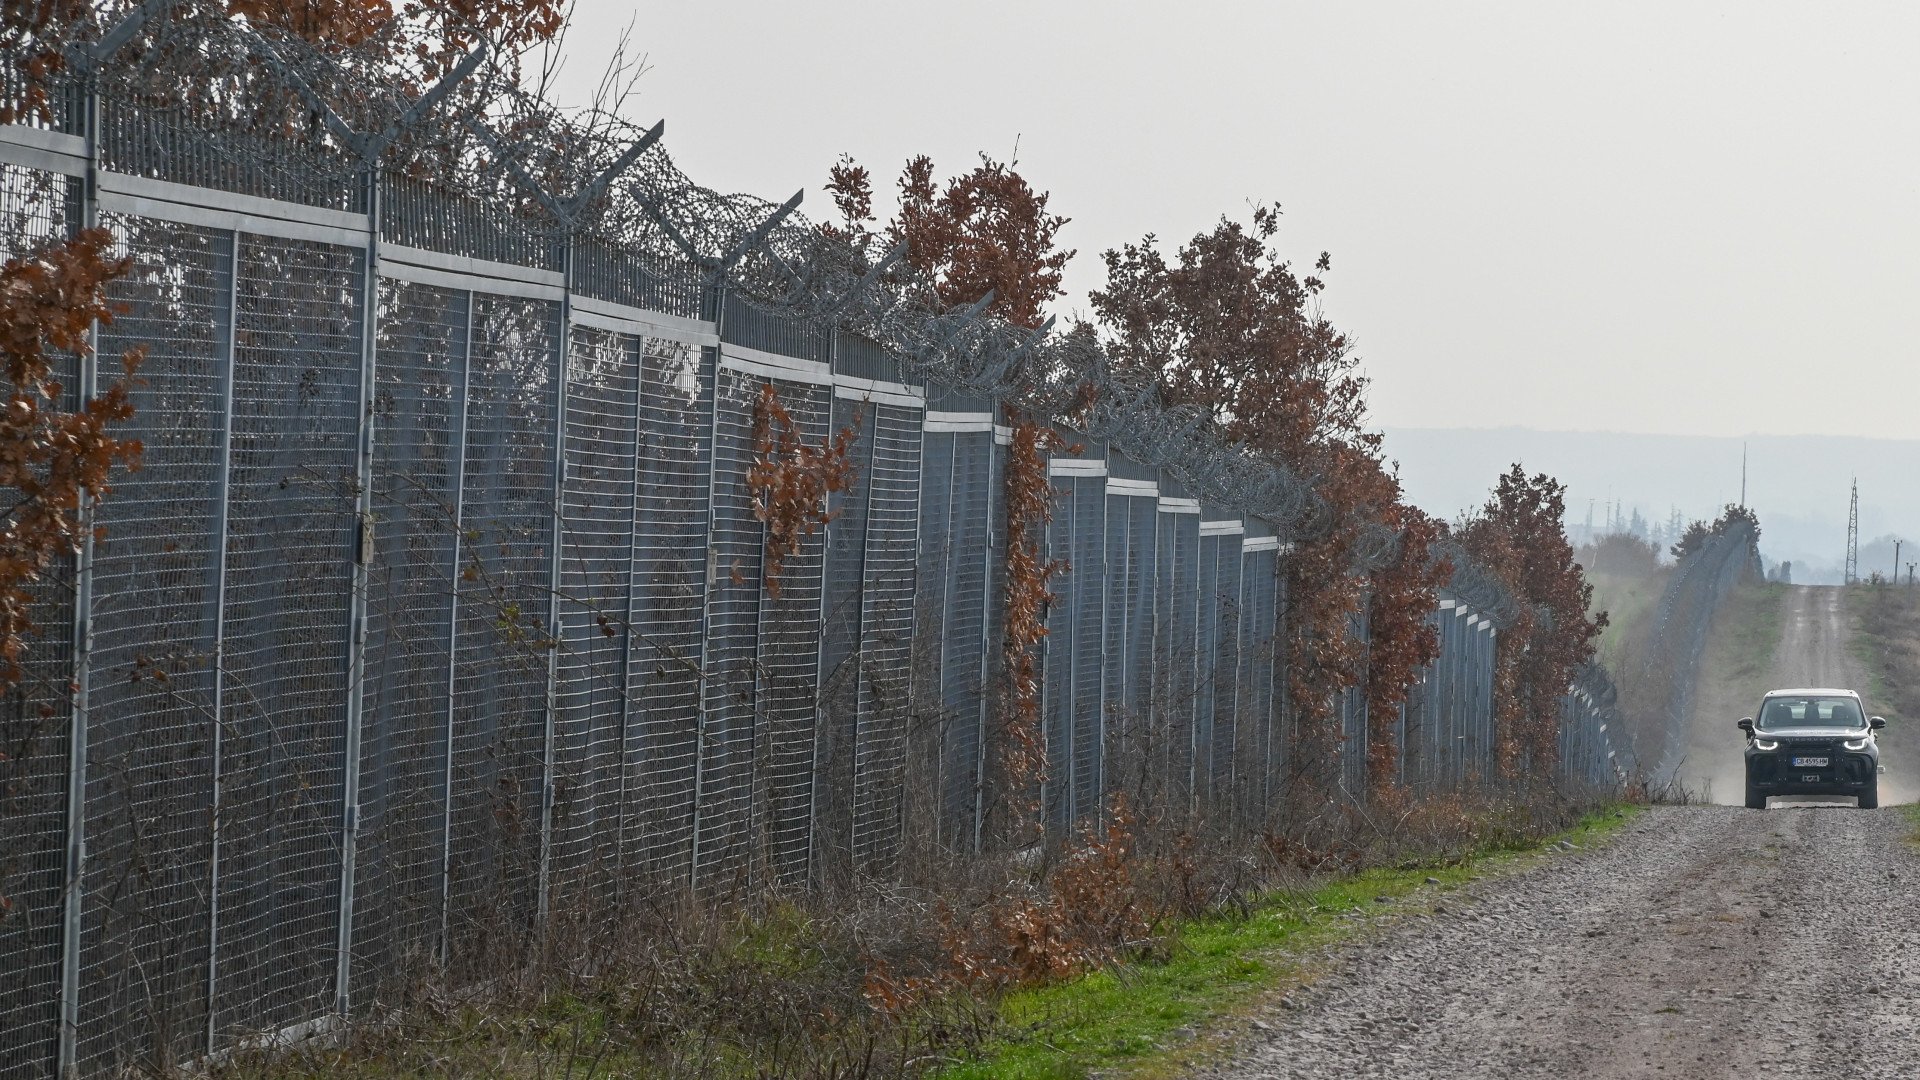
1203, 585, 1919, 1078
1684, 584, 1913, 802
1197, 804, 1920, 1079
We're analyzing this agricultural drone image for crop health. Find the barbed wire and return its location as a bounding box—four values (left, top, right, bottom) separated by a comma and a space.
53, 2, 1540, 594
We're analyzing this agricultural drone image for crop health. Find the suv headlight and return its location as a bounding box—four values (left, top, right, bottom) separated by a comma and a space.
1844, 737, 1870, 751
1753, 738, 1780, 751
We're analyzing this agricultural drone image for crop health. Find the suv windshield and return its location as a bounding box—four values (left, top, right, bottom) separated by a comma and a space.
1758, 696, 1865, 730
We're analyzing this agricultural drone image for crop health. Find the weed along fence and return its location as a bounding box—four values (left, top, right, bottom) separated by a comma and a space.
0, 25, 1624, 1080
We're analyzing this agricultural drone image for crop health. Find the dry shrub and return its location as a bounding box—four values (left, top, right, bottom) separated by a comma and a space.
929, 794, 1149, 994
747, 381, 860, 599
994, 413, 1075, 838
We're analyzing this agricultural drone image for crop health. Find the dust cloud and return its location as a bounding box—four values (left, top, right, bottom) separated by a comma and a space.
1679, 584, 1916, 806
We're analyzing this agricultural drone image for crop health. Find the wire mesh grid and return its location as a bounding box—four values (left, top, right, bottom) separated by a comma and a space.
1068, 475, 1106, 824
354, 278, 464, 1003
943, 430, 994, 852
1193, 532, 1222, 806
1237, 547, 1279, 825
907, 429, 954, 849
0, 165, 75, 1080
1041, 478, 1075, 830
753, 382, 830, 891
1206, 531, 1243, 822
696, 365, 767, 894
444, 294, 558, 971
210, 232, 361, 1042
626, 338, 711, 889
815, 398, 873, 890
550, 326, 639, 907
98, 96, 361, 213
849, 401, 921, 878
1099, 493, 1158, 818
381, 174, 556, 272
1156, 507, 1201, 821
2, 29, 1634, 1068
77, 215, 230, 1072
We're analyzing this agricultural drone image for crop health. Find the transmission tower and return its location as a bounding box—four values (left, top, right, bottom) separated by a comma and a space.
1845, 477, 1860, 585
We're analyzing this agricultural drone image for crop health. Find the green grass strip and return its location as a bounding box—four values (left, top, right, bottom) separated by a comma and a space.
936, 804, 1645, 1080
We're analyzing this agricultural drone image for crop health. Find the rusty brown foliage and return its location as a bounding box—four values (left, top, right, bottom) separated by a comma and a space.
224, 0, 565, 72
998, 413, 1073, 836
0, 228, 144, 688
824, 153, 1071, 330
934, 794, 1146, 995
745, 381, 859, 601
0, 0, 95, 124
1458, 465, 1606, 774
1093, 206, 1440, 789
1364, 502, 1448, 790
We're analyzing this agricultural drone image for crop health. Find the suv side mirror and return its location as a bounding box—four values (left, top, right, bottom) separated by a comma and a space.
1738, 718, 1754, 733
1871, 716, 1888, 730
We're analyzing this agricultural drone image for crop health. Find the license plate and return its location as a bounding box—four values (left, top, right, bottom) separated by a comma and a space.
1792, 756, 1828, 767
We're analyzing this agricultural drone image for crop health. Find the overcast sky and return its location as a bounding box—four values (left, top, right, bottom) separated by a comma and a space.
544, 1, 1920, 441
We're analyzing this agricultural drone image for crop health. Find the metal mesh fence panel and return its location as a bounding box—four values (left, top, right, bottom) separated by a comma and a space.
574, 234, 701, 321
0, 164, 75, 1080
1041, 478, 1074, 830
1194, 532, 1221, 807
697, 363, 763, 893
980, 433, 1009, 845
816, 397, 875, 889
99, 98, 359, 213
941, 427, 994, 851
627, 337, 712, 888
551, 326, 639, 906
850, 401, 920, 877
444, 294, 559, 969
0, 57, 1627, 1074
380, 175, 555, 272
77, 215, 230, 1072
1102, 491, 1159, 816
1238, 546, 1278, 824
210, 233, 361, 1043
354, 279, 464, 1004
1155, 506, 1201, 821
755, 378, 829, 890
1208, 530, 1243, 820
1068, 475, 1105, 823
1099, 493, 1137, 814
911, 429, 954, 846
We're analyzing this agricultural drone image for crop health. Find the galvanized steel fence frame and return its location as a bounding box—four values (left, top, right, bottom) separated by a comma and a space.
0, 39, 1627, 1078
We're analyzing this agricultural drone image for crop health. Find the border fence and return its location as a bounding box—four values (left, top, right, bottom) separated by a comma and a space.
0, 15, 1626, 1078
1630, 521, 1763, 783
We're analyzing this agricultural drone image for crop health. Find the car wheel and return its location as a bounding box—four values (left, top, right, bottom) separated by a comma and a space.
1745, 784, 1767, 809
1859, 782, 1879, 810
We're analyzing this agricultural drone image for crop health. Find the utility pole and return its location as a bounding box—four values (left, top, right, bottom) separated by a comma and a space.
1845, 478, 1860, 586
1896, 539, 1903, 587
1907, 562, 1914, 587
1740, 442, 1747, 508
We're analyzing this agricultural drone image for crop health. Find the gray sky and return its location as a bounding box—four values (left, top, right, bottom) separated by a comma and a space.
547, 1, 1920, 440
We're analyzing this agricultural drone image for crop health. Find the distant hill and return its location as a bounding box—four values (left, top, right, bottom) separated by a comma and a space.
1379, 427, 1920, 585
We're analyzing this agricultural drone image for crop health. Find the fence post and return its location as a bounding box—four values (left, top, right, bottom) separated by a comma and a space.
202, 227, 239, 1055
436, 290, 473, 966
537, 234, 573, 926
688, 285, 724, 892
333, 160, 382, 1018
55, 70, 101, 1080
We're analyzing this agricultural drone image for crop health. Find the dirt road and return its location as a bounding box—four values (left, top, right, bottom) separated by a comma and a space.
1198, 805, 1920, 1079
1202, 588, 1920, 1078
1683, 584, 1915, 804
